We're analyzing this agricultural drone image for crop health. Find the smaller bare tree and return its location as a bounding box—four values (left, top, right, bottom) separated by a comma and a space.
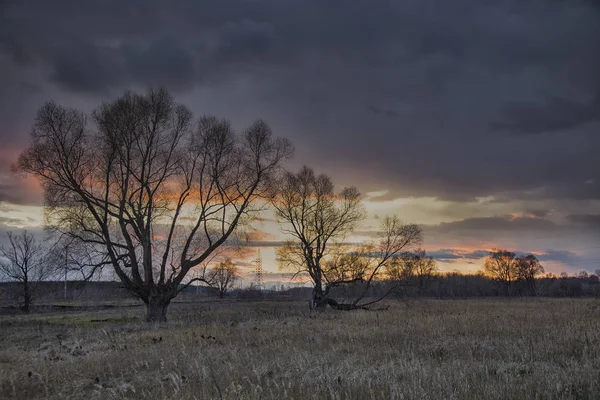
387, 249, 437, 294
207, 259, 238, 299
516, 254, 544, 296
0, 231, 54, 312
326, 217, 422, 309
273, 166, 424, 309
483, 249, 518, 296
272, 166, 365, 309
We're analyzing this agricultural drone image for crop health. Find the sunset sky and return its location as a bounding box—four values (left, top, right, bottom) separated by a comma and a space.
1, 0, 599, 283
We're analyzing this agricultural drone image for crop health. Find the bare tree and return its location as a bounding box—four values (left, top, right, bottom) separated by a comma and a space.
387, 249, 438, 294
516, 254, 544, 296
577, 270, 589, 279
207, 259, 238, 299
272, 166, 363, 308
273, 166, 421, 309
0, 231, 54, 312
16, 88, 292, 322
483, 249, 518, 296
323, 217, 422, 309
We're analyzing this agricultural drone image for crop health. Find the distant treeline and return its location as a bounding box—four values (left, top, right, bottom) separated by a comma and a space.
232, 273, 600, 300
392, 273, 600, 298
1, 272, 598, 310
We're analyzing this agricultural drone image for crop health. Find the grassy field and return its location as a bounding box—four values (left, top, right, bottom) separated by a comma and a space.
1, 298, 599, 399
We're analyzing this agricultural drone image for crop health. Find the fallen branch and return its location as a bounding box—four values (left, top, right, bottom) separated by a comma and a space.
325, 298, 389, 311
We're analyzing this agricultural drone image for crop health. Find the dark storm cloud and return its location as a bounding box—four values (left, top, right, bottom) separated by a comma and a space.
526, 209, 551, 218
430, 215, 558, 234
0, 182, 22, 205
1, 0, 599, 203
429, 248, 584, 265
0, 178, 39, 206
3, 0, 599, 92
535, 250, 581, 264
567, 214, 600, 229
0, 0, 282, 93
48, 42, 125, 93
366, 105, 400, 118
27, 35, 197, 94
491, 93, 600, 135
0, 157, 41, 206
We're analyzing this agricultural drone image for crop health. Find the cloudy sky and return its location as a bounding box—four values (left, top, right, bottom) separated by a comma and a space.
1, 0, 599, 280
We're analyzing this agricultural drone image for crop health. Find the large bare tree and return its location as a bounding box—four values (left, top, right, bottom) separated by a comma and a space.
16, 88, 292, 321
0, 231, 54, 312
273, 166, 421, 309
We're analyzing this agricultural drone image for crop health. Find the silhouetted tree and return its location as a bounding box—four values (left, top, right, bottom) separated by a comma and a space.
483, 249, 518, 296
323, 218, 422, 309
0, 231, 54, 312
515, 254, 544, 295
388, 249, 438, 293
273, 166, 364, 309
273, 166, 421, 309
16, 88, 292, 322
386, 255, 413, 282
208, 259, 238, 299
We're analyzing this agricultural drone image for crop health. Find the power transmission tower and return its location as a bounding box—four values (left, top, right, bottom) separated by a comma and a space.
253, 249, 264, 290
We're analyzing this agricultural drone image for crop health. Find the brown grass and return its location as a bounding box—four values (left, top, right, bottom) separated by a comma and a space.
1, 298, 600, 399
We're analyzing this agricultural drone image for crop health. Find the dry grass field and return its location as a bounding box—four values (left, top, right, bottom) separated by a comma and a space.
1, 298, 600, 399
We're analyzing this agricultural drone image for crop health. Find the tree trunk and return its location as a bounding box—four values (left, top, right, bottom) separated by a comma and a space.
145, 296, 170, 323
21, 283, 31, 313
21, 291, 31, 313
310, 284, 329, 310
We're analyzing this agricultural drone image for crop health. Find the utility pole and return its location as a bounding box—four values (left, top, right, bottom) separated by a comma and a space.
64, 245, 68, 301
254, 249, 264, 291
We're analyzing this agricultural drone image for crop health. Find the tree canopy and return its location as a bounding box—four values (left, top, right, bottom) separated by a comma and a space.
17, 88, 293, 321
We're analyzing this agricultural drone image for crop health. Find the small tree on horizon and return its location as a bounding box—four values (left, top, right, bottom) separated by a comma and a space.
207, 259, 238, 299
483, 249, 518, 296
516, 254, 544, 295
387, 249, 438, 294
0, 231, 55, 312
